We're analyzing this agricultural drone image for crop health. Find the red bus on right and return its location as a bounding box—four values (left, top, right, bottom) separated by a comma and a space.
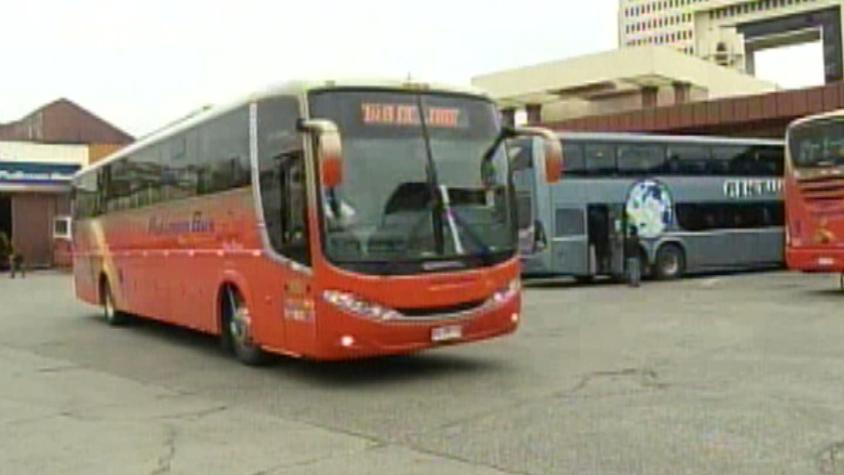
785, 111, 844, 273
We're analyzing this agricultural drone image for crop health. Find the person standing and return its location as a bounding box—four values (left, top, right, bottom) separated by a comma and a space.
625, 225, 641, 287
9, 244, 25, 279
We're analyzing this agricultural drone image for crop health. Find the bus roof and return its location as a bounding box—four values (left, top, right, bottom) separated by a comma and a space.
76, 79, 490, 178
555, 131, 783, 147
787, 108, 844, 131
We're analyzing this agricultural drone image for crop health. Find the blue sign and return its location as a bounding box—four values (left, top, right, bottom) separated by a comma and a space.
0, 161, 81, 185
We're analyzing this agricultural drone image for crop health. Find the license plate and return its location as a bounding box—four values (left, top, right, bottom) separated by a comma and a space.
431, 325, 462, 343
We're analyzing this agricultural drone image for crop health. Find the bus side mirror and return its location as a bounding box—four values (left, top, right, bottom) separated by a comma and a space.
299, 119, 343, 188
513, 127, 563, 184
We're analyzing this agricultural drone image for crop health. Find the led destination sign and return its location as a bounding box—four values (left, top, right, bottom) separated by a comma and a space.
361, 103, 463, 128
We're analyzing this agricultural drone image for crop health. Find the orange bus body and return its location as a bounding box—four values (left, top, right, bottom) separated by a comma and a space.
72, 81, 523, 361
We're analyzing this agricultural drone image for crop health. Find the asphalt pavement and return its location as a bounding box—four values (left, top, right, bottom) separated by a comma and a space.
2, 270, 844, 474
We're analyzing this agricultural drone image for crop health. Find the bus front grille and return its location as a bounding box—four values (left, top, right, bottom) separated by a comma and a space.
396, 299, 487, 319
798, 178, 844, 204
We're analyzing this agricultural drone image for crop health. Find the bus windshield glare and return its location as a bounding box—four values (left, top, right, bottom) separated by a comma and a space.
309, 90, 515, 271
789, 118, 844, 169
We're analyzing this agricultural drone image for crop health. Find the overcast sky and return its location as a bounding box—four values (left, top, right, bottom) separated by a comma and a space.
0, 0, 821, 137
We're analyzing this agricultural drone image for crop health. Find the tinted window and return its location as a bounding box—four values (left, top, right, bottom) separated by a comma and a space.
132, 145, 162, 208
108, 158, 132, 212
789, 118, 844, 168
509, 138, 533, 171
516, 192, 533, 230
676, 202, 784, 231
563, 143, 585, 175
666, 144, 710, 175
583, 143, 615, 176
754, 146, 784, 177
257, 97, 310, 265
617, 143, 665, 175
72, 172, 99, 219
198, 107, 250, 194
711, 146, 749, 175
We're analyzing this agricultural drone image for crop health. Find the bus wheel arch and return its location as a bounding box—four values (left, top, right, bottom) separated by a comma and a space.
217, 282, 268, 366
654, 242, 686, 280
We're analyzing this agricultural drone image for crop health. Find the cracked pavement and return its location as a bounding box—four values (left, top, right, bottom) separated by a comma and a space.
4, 271, 844, 474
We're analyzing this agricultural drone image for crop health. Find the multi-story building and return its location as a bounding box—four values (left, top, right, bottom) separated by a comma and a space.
619, 0, 844, 82
619, 0, 705, 54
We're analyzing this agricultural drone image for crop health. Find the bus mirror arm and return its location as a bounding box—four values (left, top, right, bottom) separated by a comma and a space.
298, 119, 344, 188
512, 127, 563, 184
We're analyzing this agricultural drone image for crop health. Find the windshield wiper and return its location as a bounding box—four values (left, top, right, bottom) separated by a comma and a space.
439, 191, 494, 260
415, 94, 447, 255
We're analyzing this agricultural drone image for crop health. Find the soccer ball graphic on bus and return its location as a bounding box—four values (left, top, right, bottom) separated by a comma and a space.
625, 180, 674, 239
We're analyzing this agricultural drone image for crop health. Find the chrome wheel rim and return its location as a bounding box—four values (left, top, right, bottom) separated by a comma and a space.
229, 297, 252, 347
663, 254, 679, 276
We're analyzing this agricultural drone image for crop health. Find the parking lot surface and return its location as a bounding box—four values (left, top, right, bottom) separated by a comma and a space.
3, 271, 844, 474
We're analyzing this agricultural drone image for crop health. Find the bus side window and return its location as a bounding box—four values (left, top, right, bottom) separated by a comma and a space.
617, 143, 665, 176
666, 144, 709, 175
198, 107, 251, 194
257, 97, 310, 266
508, 138, 533, 171
583, 143, 615, 176
563, 143, 585, 176
755, 146, 785, 177
278, 153, 309, 263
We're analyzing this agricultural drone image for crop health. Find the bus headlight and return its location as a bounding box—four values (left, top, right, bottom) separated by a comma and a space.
322, 290, 402, 322
489, 278, 521, 306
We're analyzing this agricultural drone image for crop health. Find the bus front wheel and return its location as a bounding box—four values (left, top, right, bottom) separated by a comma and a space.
655, 244, 685, 280
222, 286, 268, 366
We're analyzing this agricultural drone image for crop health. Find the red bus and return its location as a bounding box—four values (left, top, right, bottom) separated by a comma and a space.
785, 110, 844, 273
71, 80, 562, 363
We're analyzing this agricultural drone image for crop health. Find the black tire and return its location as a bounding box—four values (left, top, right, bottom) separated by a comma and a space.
101, 281, 129, 326
222, 287, 268, 366
654, 244, 685, 280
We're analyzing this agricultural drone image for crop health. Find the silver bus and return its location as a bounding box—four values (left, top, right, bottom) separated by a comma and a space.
512, 133, 785, 281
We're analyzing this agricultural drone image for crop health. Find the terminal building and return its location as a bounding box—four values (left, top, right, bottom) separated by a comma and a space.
0, 99, 132, 268
619, 0, 843, 83
472, 45, 778, 125
473, 0, 844, 137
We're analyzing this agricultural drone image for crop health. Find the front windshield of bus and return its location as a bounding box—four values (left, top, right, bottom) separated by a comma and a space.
309, 89, 515, 273
789, 118, 844, 169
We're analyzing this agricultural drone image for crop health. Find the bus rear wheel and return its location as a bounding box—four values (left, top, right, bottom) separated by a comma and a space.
655, 244, 685, 280
101, 280, 129, 326
222, 287, 268, 366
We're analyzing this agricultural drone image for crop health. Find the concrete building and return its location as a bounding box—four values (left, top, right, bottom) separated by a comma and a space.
619, 0, 844, 82
0, 99, 132, 268
471, 46, 777, 125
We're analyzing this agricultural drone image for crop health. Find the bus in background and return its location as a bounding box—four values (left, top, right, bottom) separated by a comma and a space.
785, 111, 844, 273
71, 80, 562, 363
513, 133, 784, 281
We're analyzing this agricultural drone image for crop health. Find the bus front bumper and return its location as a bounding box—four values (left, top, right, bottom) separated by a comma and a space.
313, 296, 521, 361
787, 247, 844, 273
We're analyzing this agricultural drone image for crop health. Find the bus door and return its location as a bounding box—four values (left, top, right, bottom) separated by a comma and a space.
258, 146, 312, 350
607, 203, 626, 278
586, 203, 625, 277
